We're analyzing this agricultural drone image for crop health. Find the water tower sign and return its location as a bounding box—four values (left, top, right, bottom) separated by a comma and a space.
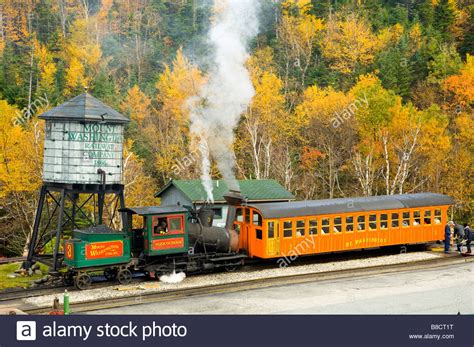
44, 121, 124, 184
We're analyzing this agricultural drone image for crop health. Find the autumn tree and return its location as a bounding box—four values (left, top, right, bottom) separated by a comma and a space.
321, 13, 382, 76
296, 85, 356, 198
276, 0, 324, 97
235, 48, 292, 184
0, 100, 43, 255
142, 49, 204, 184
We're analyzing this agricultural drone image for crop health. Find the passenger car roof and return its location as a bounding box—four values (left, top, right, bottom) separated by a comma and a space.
248, 193, 454, 219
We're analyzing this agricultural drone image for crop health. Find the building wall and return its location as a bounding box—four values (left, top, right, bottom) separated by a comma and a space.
159, 188, 192, 207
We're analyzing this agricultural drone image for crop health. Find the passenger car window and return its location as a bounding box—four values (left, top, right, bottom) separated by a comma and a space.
334, 217, 342, 233
296, 220, 305, 237
434, 209, 442, 224
402, 212, 410, 227
424, 210, 431, 225
391, 213, 399, 228
268, 221, 275, 238
321, 218, 330, 234
309, 219, 318, 235
345, 216, 354, 232
253, 212, 262, 227
380, 214, 388, 229
283, 221, 293, 238
357, 216, 366, 231
369, 214, 377, 230
413, 211, 421, 226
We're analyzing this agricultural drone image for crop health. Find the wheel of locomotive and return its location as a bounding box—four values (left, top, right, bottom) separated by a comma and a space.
224, 262, 239, 272
75, 273, 92, 290
63, 271, 75, 286
117, 269, 132, 285
104, 268, 118, 280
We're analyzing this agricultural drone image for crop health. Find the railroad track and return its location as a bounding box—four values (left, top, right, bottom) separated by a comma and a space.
21, 255, 472, 314
0, 245, 422, 303
0, 257, 26, 265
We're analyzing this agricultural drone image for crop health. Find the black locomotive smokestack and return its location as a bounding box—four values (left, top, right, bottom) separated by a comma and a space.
224, 190, 244, 252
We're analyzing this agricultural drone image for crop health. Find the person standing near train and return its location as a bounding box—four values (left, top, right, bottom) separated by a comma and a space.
445, 221, 454, 253
463, 223, 472, 254
453, 223, 465, 252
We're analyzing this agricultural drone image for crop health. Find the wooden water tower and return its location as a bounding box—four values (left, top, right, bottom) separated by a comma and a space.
25, 92, 130, 272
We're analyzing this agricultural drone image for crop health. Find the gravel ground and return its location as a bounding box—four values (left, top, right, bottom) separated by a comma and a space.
23, 252, 442, 308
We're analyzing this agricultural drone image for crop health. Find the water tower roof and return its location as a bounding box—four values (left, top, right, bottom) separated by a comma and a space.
39, 92, 129, 124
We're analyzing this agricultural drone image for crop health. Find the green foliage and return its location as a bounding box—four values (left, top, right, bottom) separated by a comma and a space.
433, 0, 456, 40
427, 44, 462, 83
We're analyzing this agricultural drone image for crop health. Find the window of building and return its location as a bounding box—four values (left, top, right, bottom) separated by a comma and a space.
413, 210, 421, 226
434, 209, 442, 224
357, 215, 366, 231
380, 214, 388, 229
345, 216, 354, 232
424, 210, 431, 225
309, 219, 318, 235
211, 208, 223, 219
321, 218, 330, 234
402, 212, 410, 227
369, 214, 377, 230
253, 212, 263, 227
296, 220, 305, 237
391, 213, 399, 228
334, 217, 342, 233
236, 208, 243, 222
283, 221, 293, 238
268, 221, 275, 238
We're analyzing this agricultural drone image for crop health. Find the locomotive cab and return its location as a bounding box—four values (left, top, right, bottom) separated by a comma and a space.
122, 206, 189, 257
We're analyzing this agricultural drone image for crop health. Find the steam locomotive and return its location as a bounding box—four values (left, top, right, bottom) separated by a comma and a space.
63, 191, 246, 289
63, 190, 453, 290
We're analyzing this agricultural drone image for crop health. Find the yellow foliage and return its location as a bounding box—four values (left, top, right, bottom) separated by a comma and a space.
0, 101, 42, 199
378, 23, 404, 47
122, 140, 156, 207
121, 86, 151, 123
63, 19, 103, 93
36, 41, 57, 92
65, 57, 87, 91
156, 48, 204, 131
149, 49, 205, 179
297, 85, 354, 127
322, 15, 382, 74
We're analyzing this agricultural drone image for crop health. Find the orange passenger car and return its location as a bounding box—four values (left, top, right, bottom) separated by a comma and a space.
233, 193, 453, 259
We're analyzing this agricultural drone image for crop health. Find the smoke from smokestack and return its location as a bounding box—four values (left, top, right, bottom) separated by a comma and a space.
188, 0, 260, 202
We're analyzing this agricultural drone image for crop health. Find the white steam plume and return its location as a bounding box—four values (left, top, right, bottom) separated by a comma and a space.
189, 0, 260, 202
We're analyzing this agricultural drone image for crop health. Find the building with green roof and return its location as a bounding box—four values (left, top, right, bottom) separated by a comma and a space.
155, 179, 294, 227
